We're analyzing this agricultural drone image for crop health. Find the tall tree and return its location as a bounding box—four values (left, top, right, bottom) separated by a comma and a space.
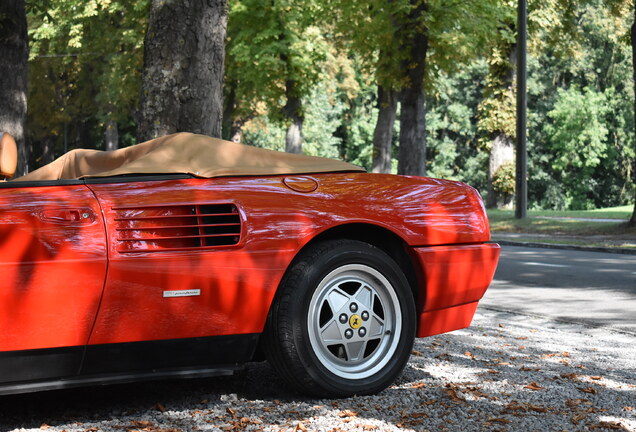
225, 0, 327, 153
0, 0, 28, 175
331, 0, 500, 175
478, 10, 516, 208
371, 85, 398, 173
396, 0, 428, 176
137, 0, 227, 142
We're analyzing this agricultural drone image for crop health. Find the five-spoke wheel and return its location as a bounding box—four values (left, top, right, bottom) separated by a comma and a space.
264, 240, 416, 397
308, 264, 402, 380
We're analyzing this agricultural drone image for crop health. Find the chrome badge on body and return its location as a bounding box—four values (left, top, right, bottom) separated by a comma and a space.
163, 289, 201, 298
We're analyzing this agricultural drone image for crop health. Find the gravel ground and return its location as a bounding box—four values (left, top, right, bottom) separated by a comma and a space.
1, 308, 634, 432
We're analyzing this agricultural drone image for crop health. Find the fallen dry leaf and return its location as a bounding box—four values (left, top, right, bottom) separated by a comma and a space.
624, 406, 634, 411
520, 366, 540, 371
40, 425, 50, 430
295, 422, 308, 431
565, 398, 591, 407
130, 421, 154, 428
560, 373, 578, 380
154, 403, 166, 413
579, 386, 598, 394
443, 388, 465, 403
503, 401, 548, 414
504, 401, 524, 411
591, 421, 625, 430
589, 376, 602, 380
529, 404, 548, 413
226, 407, 237, 417
338, 410, 357, 418
572, 413, 587, 424
362, 425, 376, 431
410, 382, 427, 389
487, 417, 511, 424
525, 381, 545, 391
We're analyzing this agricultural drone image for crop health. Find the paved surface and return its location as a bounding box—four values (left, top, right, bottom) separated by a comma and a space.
481, 245, 636, 334
2, 309, 635, 431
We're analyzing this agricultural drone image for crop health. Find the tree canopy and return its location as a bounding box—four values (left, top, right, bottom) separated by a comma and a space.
11, 0, 636, 217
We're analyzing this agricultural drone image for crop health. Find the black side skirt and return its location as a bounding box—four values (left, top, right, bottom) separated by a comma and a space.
0, 333, 259, 395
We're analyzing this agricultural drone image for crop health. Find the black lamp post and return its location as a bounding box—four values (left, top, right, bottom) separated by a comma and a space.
516, 0, 528, 219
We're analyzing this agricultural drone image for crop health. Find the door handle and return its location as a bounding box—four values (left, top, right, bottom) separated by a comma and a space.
39, 209, 94, 223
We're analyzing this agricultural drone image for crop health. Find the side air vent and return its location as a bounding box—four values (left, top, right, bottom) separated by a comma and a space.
113, 203, 242, 253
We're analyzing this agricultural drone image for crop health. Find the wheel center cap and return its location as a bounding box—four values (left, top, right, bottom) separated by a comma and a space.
349, 314, 362, 329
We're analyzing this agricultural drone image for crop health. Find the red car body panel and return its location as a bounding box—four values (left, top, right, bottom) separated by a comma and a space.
0, 172, 499, 392
413, 244, 500, 337
0, 185, 107, 351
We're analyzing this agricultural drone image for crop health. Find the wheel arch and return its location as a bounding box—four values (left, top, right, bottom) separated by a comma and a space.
253, 223, 423, 363
302, 223, 422, 306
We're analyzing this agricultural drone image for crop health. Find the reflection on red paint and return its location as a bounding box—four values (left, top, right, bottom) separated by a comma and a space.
0, 185, 107, 351
1, 172, 498, 352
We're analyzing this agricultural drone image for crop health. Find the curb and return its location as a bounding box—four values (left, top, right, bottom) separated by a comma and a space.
491, 239, 636, 255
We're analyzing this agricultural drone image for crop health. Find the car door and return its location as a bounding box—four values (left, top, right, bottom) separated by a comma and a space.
0, 182, 107, 383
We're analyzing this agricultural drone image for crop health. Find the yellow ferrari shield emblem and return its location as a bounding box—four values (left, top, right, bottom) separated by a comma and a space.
349, 314, 362, 329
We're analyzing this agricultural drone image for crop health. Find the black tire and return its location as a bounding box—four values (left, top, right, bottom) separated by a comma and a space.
264, 239, 416, 397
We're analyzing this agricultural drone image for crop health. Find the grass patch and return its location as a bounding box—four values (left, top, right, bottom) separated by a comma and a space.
488, 207, 636, 237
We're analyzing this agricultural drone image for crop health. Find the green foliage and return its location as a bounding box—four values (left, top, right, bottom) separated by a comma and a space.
27, 0, 148, 160
527, 0, 635, 210
546, 86, 610, 173
226, 0, 329, 126
18, 0, 636, 217
425, 60, 489, 189
492, 162, 515, 195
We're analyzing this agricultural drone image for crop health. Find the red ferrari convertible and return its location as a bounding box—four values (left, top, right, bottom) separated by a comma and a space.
0, 132, 499, 397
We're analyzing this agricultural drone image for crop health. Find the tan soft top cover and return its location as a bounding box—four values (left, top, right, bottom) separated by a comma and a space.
16, 133, 364, 181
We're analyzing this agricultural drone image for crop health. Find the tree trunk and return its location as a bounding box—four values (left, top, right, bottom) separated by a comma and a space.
137, 0, 227, 142
486, 44, 516, 209
38, 136, 56, 167
372, 86, 398, 173
283, 79, 303, 154
0, 0, 29, 176
104, 120, 119, 151
630, 5, 636, 227
221, 80, 246, 143
397, 0, 428, 177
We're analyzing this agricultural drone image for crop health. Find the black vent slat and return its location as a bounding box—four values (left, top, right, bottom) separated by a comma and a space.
116, 223, 241, 231
114, 203, 241, 253
117, 233, 239, 242
114, 212, 237, 222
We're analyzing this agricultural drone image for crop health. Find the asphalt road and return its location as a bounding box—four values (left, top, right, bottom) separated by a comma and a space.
480, 245, 636, 334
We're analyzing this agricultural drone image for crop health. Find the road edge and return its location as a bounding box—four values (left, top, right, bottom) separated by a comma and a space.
491, 239, 636, 255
